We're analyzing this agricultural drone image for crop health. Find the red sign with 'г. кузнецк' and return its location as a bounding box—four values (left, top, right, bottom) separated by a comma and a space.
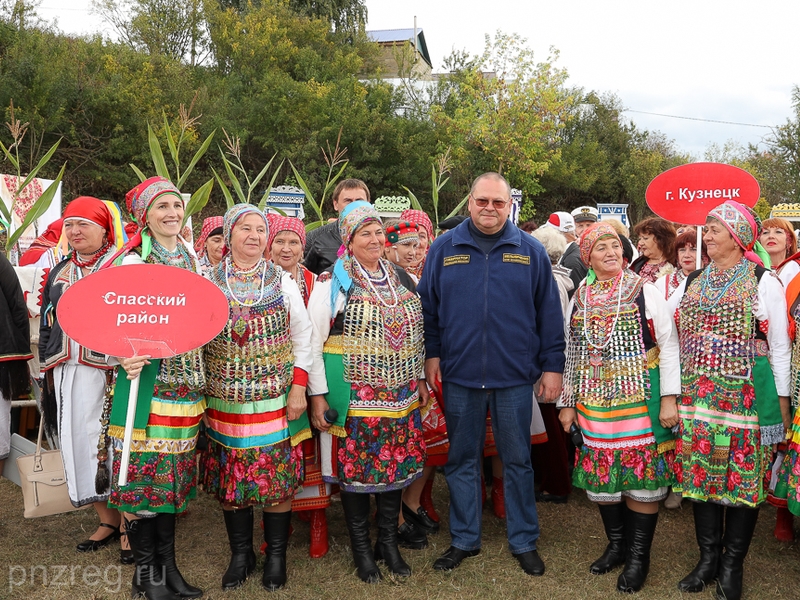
57, 264, 229, 359
645, 162, 760, 225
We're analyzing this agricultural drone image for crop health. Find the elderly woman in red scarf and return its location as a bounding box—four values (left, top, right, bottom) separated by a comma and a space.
195, 215, 224, 275
105, 177, 205, 600
266, 213, 332, 559
38, 198, 129, 557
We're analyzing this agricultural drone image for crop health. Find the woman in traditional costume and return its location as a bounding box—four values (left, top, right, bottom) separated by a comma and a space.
38, 197, 128, 557
194, 216, 224, 276
203, 205, 312, 591
668, 200, 791, 600
265, 212, 332, 560
383, 221, 421, 283
307, 201, 428, 583
760, 217, 797, 286
558, 222, 680, 593
653, 228, 708, 301
630, 217, 677, 283
105, 177, 205, 600
400, 208, 433, 282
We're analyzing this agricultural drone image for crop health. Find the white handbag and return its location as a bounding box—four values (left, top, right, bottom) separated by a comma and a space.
16, 414, 77, 518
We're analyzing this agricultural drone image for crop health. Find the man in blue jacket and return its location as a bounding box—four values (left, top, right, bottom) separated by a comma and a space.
418, 172, 565, 577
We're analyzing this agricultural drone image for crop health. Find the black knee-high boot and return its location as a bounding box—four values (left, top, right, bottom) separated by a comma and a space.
616, 509, 658, 593
340, 491, 381, 583
262, 511, 292, 591
715, 506, 759, 600
126, 516, 179, 600
221, 508, 256, 589
678, 502, 723, 593
590, 502, 627, 575
154, 513, 202, 598
374, 490, 411, 576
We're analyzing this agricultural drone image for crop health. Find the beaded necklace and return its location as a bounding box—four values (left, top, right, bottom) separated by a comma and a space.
698, 259, 748, 310
71, 241, 111, 269
149, 239, 194, 271
583, 270, 624, 351
224, 257, 267, 306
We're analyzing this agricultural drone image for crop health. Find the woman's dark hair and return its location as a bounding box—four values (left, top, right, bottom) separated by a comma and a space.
634, 217, 677, 266
519, 220, 538, 233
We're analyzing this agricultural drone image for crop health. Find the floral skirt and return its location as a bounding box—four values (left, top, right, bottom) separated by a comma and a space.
204, 439, 303, 507
674, 380, 771, 507
325, 411, 426, 493
108, 389, 204, 514
768, 406, 800, 516
203, 394, 303, 507
572, 401, 674, 495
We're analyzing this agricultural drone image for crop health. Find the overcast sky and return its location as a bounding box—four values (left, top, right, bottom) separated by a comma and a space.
40, 0, 799, 158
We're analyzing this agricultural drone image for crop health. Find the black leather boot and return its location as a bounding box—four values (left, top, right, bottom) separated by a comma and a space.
340, 491, 381, 583
126, 516, 179, 600
715, 507, 759, 600
154, 513, 202, 598
616, 509, 658, 593
678, 502, 723, 593
373, 490, 411, 576
590, 502, 627, 575
221, 508, 256, 590
262, 511, 291, 591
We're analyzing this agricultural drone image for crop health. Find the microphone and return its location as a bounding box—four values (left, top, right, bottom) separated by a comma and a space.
324, 408, 339, 424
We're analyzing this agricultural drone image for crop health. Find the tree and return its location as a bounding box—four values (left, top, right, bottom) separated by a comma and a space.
743, 85, 800, 204
0, 0, 41, 30
430, 32, 572, 209
92, 0, 209, 65
288, 0, 366, 35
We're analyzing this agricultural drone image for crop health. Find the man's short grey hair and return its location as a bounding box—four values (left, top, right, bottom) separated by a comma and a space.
532, 225, 568, 265
470, 172, 512, 198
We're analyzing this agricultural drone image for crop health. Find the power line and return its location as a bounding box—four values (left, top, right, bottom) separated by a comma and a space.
624, 109, 772, 129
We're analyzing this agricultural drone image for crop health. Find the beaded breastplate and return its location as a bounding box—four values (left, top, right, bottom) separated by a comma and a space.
677, 259, 758, 381
566, 271, 648, 407
146, 240, 206, 389
206, 260, 293, 402
342, 259, 424, 389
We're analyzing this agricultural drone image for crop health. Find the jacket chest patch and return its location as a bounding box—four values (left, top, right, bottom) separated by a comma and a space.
444, 254, 471, 266
503, 253, 530, 265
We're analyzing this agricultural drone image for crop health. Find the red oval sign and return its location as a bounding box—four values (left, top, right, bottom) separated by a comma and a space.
645, 162, 760, 225
58, 264, 229, 358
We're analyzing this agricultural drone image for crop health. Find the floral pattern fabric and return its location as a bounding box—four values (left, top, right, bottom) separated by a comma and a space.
108, 386, 204, 514
203, 440, 303, 507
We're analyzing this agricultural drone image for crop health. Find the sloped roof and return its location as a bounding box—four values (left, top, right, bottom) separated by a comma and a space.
367, 28, 432, 68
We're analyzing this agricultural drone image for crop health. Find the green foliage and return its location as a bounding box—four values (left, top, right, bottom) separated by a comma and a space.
430, 32, 572, 203
753, 197, 772, 221
0, 8, 710, 233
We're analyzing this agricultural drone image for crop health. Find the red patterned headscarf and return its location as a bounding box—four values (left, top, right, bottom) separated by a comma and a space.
267, 214, 306, 252
194, 216, 224, 258
579, 222, 620, 267
401, 209, 434, 240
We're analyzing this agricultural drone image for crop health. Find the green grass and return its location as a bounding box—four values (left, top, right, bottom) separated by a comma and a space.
1, 476, 799, 599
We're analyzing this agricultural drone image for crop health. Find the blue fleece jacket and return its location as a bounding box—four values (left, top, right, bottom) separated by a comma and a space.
418, 219, 566, 389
